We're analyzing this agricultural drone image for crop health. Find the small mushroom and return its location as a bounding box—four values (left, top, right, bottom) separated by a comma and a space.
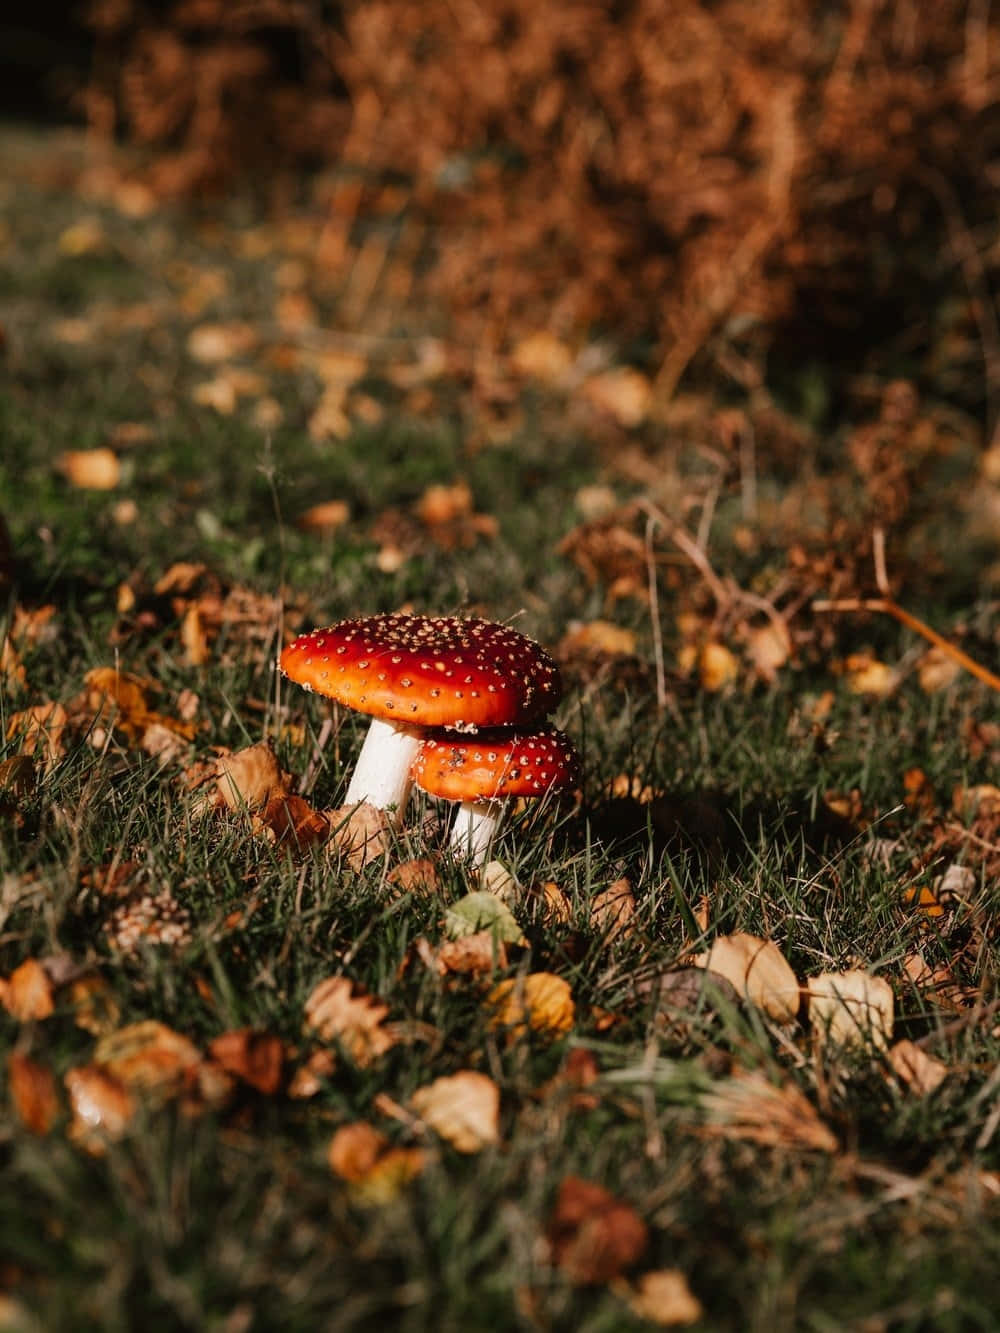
279, 614, 563, 822
411, 724, 580, 864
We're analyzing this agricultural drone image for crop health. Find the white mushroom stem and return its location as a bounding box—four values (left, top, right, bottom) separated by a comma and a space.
343, 717, 421, 821
449, 799, 507, 866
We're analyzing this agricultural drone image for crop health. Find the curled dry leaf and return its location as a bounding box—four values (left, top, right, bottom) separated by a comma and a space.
436, 930, 509, 976
255, 793, 329, 851
622, 1269, 704, 1327
57, 448, 121, 490
694, 933, 800, 1023
65, 1065, 136, 1153
2, 958, 55, 1022
547, 1176, 649, 1285
7, 1051, 60, 1135
703, 1069, 838, 1153
387, 857, 442, 897
410, 1070, 500, 1153
589, 878, 636, 941
6, 702, 68, 766
216, 740, 290, 813
208, 1028, 285, 1095
325, 802, 391, 871
488, 972, 575, 1040
94, 1020, 202, 1102
304, 976, 396, 1066
807, 970, 894, 1051
888, 1039, 949, 1096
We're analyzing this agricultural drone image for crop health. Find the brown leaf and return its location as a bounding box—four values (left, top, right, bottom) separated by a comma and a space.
65, 1065, 135, 1153
69, 974, 121, 1036
697, 641, 739, 692
510, 332, 574, 384
180, 603, 210, 666
257, 793, 329, 851
559, 620, 638, 659
589, 878, 636, 941
7, 1051, 60, 1134
6, 702, 68, 765
216, 741, 291, 813
410, 1071, 500, 1153
888, 1039, 949, 1096
2, 959, 54, 1022
547, 1177, 649, 1284
622, 1270, 703, 1326
580, 368, 651, 428
94, 1020, 202, 1102
387, 857, 442, 897
325, 802, 391, 871
703, 1070, 838, 1152
488, 973, 575, 1040
328, 1121, 389, 1181
437, 930, 509, 976
208, 1028, 285, 1095
304, 976, 396, 1066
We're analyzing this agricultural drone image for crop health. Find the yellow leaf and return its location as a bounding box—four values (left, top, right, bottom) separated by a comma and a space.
410, 1070, 500, 1153
842, 653, 896, 697
560, 620, 637, 658
510, 332, 573, 384
581, 368, 652, 427
807, 970, 894, 1051
57, 448, 120, 490
698, 641, 739, 692
694, 933, 800, 1023
623, 1269, 703, 1327
888, 1039, 949, 1096
488, 972, 575, 1039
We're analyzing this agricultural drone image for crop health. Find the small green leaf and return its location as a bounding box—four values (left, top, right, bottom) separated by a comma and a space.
444, 892, 526, 945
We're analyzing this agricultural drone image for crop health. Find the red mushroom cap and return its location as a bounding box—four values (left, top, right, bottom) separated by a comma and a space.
411, 725, 580, 802
279, 614, 562, 730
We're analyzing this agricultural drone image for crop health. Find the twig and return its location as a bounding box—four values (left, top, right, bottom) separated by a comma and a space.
812, 596, 1000, 695
644, 514, 669, 711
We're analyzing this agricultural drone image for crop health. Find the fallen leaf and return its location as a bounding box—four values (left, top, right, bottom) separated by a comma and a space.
287, 1048, 338, 1098
807, 970, 894, 1051
208, 1029, 285, 1095
304, 976, 396, 1066
622, 1269, 703, 1327
57, 448, 121, 490
445, 891, 526, 945
180, 603, 210, 666
589, 879, 636, 941
387, 857, 442, 897
410, 1071, 500, 1153
510, 331, 574, 384
437, 930, 509, 975
256, 793, 329, 851
215, 741, 290, 813
94, 1021, 202, 1102
7, 1051, 60, 1134
69, 974, 121, 1036
328, 1121, 389, 1181
698, 641, 739, 692
918, 647, 961, 693
547, 1176, 649, 1284
842, 653, 896, 697
888, 1039, 949, 1096
580, 368, 651, 428
323, 802, 392, 870
693, 933, 800, 1023
187, 321, 258, 363
6, 701, 68, 765
745, 621, 792, 683
65, 1065, 135, 1153
296, 500, 351, 533
2, 959, 54, 1021
58, 217, 106, 255
488, 973, 575, 1040
559, 620, 638, 659
703, 1069, 838, 1152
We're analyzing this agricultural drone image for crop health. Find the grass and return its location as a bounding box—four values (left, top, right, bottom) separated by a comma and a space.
3, 124, 1000, 1332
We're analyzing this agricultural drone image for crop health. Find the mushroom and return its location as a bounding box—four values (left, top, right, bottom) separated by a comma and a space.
411, 724, 580, 864
279, 614, 563, 821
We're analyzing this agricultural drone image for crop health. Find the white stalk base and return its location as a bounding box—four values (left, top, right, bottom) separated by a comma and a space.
449, 800, 504, 866
344, 717, 420, 822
